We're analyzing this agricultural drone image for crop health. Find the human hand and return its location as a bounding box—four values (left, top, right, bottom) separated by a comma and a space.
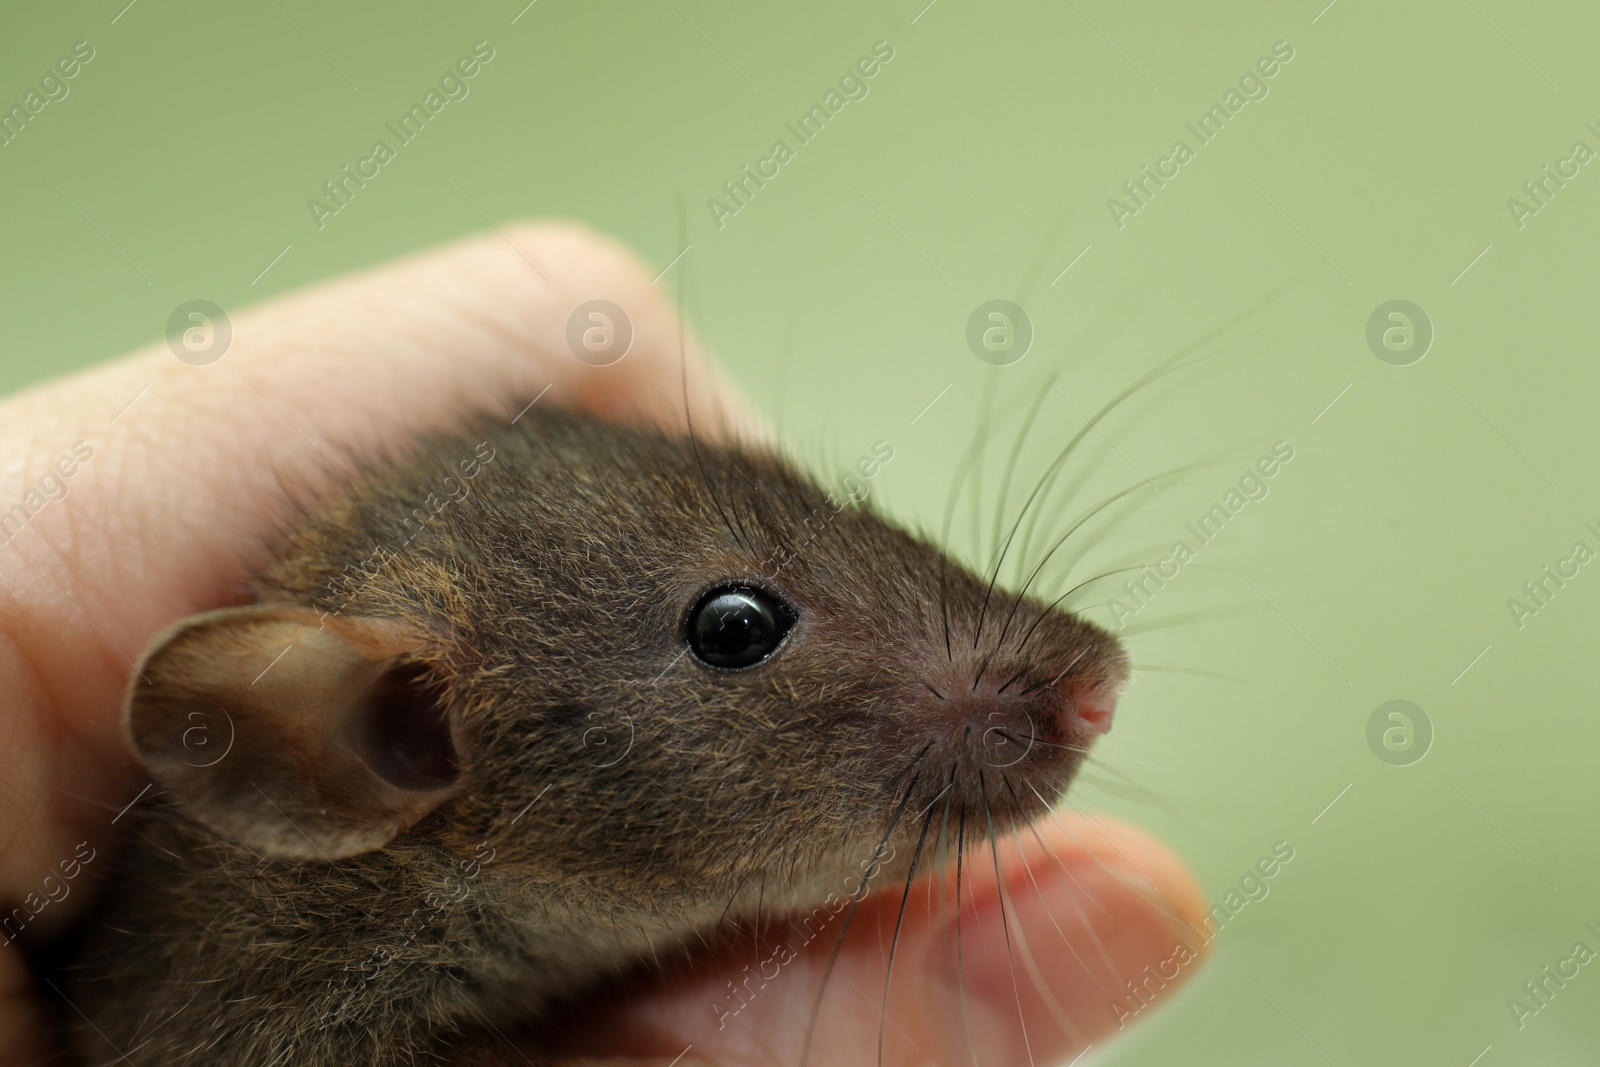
0, 223, 1206, 1066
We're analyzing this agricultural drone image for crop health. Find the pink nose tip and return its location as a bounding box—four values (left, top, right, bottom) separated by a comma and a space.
1069, 678, 1117, 736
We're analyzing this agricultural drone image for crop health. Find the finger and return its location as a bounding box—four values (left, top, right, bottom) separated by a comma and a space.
2, 221, 756, 706
0, 222, 758, 884
563, 813, 1208, 1066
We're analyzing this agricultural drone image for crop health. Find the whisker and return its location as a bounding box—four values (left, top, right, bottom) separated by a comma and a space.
954, 804, 980, 1067
1028, 563, 1156, 615
994, 732, 1167, 771
1000, 773, 1092, 1046
988, 328, 1259, 648
989, 373, 1058, 560
968, 372, 1002, 567
883, 739, 938, 795
673, 204, 745, 553
1018, 646, 1092, 698
1014, 784, 1130, 985
1132, 662, 1247, 683
948, 378, 1036, 653
975, 375, 1059, 649
911, 776, 956, 824
1050, 562, 1236, 613
1070, 765, 1207, 843
1115, 603, 1262, 637
1013, 202, 1073, 309
979, 772, 1038, 1067
994, 461, 1212, 662
798, 746, 931, 1067
992, 727, 1067, 754
931, 764, 956, 918
939, 555, 953, 663
1017, 316, 1280, 585
754, 870, 766, 960
1010, 276, 1298, 585
1032, 785, 1200, 935
994, 665, 1030, 696
712, 873, 754, 942
1083, 750, 1171, 770
1004, 780, 1132, 991
940, 392, 1019, 661
877, 774, 942, 1067
1014, 470, 1193, 619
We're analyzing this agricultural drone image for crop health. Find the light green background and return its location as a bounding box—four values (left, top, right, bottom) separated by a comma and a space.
4, 1, 1598, 1063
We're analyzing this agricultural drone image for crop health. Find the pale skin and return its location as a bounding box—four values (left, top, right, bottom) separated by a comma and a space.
0, 222, 1208, 1066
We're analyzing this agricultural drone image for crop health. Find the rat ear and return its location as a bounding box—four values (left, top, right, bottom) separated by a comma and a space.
126, 605, 463, 861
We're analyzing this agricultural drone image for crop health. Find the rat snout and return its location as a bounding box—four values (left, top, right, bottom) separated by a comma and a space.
890, 658, 1119, 821
910, 596, 1128, 774
918, 659, 1119, 776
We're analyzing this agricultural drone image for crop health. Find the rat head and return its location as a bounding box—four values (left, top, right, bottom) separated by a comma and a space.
125, 411, 1127, 927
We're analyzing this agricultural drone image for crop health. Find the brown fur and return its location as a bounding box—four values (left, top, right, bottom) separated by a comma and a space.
60, 408, 1127, 1066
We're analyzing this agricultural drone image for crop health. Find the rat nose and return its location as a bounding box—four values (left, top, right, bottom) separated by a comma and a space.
1066, 675, 1117, 734
923, 667, 1117, 765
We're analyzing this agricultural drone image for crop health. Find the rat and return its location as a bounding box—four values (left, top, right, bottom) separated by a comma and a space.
55, 404, 1128, 1066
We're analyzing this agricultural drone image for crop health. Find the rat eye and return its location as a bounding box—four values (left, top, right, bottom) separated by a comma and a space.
686, 586, 797, 670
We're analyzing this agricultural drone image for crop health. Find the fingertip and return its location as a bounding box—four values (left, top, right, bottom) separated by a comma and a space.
1023, 812, 1211, 938
920, 812, 1208, 1063
452, 217, 758, 445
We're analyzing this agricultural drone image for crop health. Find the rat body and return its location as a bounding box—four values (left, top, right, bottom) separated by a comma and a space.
60, 408, 1127, 1066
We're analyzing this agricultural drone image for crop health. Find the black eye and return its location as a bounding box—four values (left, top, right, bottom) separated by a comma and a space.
686, 586, 797, 670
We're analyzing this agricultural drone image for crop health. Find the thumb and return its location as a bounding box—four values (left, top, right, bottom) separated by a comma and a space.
567, 813, 1208, 1066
